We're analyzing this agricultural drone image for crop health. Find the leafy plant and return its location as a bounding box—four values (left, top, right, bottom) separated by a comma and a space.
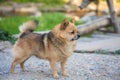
115, 49, 120, 54
0, 29, 16, 44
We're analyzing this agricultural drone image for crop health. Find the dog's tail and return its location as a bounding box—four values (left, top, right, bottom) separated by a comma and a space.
19, 20, 39, 33
19, 20, 39, 38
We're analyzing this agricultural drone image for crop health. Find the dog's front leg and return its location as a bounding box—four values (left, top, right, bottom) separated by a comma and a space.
61, 58, 69, 76
50, 60, 59, 78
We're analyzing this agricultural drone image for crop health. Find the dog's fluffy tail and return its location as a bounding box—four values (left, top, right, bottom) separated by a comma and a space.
19, 20, 39, 38
19, 20, 39, 33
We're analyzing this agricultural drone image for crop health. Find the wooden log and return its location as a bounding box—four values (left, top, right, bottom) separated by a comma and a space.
79, 0, 120, 34
106, 0, 120, 33
78, 16, 111, 35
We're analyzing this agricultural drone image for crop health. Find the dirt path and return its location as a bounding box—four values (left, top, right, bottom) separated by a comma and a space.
76, 33, 120, 52
0, 52, 120, 80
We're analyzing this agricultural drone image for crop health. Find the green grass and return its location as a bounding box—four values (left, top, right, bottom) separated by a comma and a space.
13, 0, 64, 5
36, 12, 66, 31
0, 16, 33, 34
1, 0, 64, 5
0, 12, 84, 35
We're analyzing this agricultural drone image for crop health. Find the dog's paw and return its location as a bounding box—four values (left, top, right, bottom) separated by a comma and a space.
22, 69, 29, 72
63, 72, 69, 77
53, 73, 59, 78
10, 71, 17, 74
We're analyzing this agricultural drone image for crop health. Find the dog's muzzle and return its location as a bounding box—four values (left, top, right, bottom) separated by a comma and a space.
71, 34, 80, 41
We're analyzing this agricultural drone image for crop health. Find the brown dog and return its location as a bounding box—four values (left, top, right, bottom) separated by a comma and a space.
10, 18, 80, 78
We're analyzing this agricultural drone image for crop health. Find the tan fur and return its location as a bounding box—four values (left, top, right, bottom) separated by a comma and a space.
10, 18, 80, 78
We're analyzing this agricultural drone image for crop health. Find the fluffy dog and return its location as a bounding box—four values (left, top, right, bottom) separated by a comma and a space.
10, 18, 80, 78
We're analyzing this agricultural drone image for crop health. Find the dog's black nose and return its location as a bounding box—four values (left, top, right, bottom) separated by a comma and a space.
34, 20, 39, 25
77, 34, 80, 38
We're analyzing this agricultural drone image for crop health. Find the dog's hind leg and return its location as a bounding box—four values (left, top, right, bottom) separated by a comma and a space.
10, 56, 30, 73
20, 61, 26, 72
10, 58, 20, 74
20, 56, 30, 72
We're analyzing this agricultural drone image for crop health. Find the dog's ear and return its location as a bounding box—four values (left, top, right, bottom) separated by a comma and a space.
60, 18, 69, 30
70, 17, 75, 23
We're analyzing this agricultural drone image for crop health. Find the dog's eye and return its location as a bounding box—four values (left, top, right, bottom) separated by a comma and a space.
70, 31, 74, 34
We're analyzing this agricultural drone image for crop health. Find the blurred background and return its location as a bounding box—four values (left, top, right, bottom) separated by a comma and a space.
0, 0, 120, 43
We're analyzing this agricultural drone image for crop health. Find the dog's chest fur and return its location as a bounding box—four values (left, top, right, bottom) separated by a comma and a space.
66, 42, 76, 54
46, 32, 76, 57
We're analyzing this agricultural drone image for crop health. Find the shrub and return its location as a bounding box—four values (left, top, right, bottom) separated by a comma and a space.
0, 29, 16, 44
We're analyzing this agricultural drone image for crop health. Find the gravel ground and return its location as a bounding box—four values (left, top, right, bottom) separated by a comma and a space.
0, 41, 120, 80
76, 33, 120, 52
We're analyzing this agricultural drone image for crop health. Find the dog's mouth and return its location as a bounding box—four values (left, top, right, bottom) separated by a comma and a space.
71, 34, 80, 41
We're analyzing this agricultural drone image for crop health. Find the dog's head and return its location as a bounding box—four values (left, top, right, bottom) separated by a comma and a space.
53, 18, 80, 41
